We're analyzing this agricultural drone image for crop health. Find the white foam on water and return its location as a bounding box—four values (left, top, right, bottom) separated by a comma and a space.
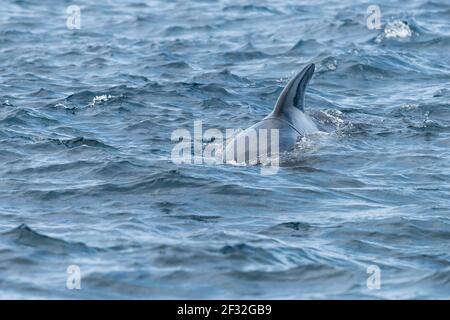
89, 94, 114, 106
376, 20, 413, 42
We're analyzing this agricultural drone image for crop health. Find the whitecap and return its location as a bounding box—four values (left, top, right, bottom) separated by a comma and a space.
376, 20, 413, 43
89, 94, 114, 106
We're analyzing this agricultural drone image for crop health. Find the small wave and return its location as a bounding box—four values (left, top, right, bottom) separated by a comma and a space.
198, 97, 231, 110
407, 35, 450, 49
168, 214, 221, 222
384, 21, 412, 39
0, 108, 59, 127
376, 20, 413, 43
192, 70, 251, 85
125, 119, 173, 133
418, 1, 450, 10
191, 83, 233, 96
219, 241, 313, 269
287, 39, 321, 54
261, 222, 313, 237
433, 88, 449, 98
7, 160, 100, 175
28, 88, 56, 97
52, 137, 116, 149
417, 267, 450, 286
89, 94, 114, 107
325, 216, 450, 244
163, 25, 213, 36
159, 61, 192, 70
63, 89, 125, 109
210, 182, 273, 197
227, 264, 352, 290
50, 103, 77, 114
83, 169, 209, 194
222, 4, 281, 15
337, 60, 395, 80
390, 103, 450, 133
2, 224, 96, 254
65, 90, 96, 106
90, 93, 126, 108
222, 43, 270, 61
2, 99, 13, 107
88, 160, 143, 177
320, 56, 338, 72
223, 50, 269, 61
313, 109, 347, 132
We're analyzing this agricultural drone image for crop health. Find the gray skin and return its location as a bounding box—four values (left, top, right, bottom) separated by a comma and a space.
225, 63, 320, 164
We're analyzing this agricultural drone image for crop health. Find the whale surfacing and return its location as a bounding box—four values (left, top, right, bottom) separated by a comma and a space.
225, 63, 320, 164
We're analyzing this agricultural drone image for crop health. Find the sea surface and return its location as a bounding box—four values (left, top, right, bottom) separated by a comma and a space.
0, 0, 449, 299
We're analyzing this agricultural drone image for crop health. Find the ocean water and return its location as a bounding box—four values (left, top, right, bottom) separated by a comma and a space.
1, 0, 449, 299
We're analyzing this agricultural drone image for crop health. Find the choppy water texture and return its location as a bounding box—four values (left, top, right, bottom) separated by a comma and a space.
1, 0, 449, 299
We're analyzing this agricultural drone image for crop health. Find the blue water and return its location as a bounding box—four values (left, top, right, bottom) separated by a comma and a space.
1, 0, 449, 299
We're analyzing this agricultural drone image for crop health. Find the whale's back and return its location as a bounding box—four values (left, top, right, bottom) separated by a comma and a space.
225, 63, 319, 164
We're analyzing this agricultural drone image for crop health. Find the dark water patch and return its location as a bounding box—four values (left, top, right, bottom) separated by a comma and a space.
261, 222, 313, 237
433, 88, 450, 98
163, 25, 214, 37
64, 90, 98, 106
154, 201, 180, 214
52, 137, 116, 150
168, 214, 222, 223
223, 4, 281, 15
2, 224, 97, 255
158, 61, 192, 70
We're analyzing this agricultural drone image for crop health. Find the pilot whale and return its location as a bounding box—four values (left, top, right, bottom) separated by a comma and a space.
225, 63, 320, 164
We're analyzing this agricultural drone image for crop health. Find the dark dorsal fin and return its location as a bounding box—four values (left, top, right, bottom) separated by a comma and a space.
272, 63, 315, 115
